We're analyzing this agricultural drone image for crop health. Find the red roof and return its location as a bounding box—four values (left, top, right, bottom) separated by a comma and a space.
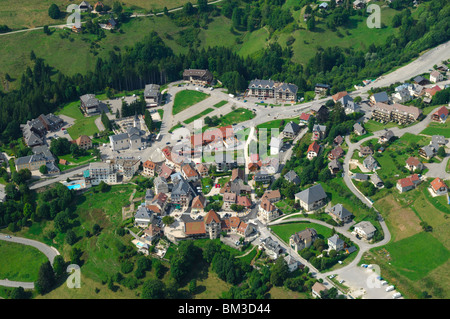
237, 196, 252, 207
332, 91, 348, 102
184, 221, 206, 235
397, 177, 414, 188
260, 198, 276, 212
431, 177, 447, 192
143, 160, 156, 169
300, 113, 311, 121
425, 85, 442, 96
406, 157, 421, 167
182, 164, 198, 178
230, 217, 241, 228
204, 210, 221, 224
434, 106, 449, 117
308, 141, 320, 154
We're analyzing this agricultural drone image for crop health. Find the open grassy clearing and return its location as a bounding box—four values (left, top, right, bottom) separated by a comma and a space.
183, 107, 215, 124
270, 221, 334, 244
0, 240, 48, 282
212, 100, 228, 108
204, 108, 255, 130
172, 90, 210, 115
420, 118, 450, 138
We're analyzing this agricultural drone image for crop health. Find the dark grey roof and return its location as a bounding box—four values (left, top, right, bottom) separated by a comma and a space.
284, 170, 300, 184
421, 144, 436, 158
110, 133, 129, 142
144, 84, 161, 98
432, 135, 446, 145
353, 173, 369, 181
353, 123, 365, 134
328, 159, 342, 170
172, 179, 191, 196
135, 203, 153, 220
363, 155, 378, 170
381, 129, 395, 141
32, 145, 55, 162
312, 124, 327, 133
283, 121, 301, 135
329, 204, 353, 219
328, 234, 344, 246
294, 184, 327, 204
372, 91, 389, 103
249, 79, 275, 89
315, 83, 330, 89
414, 75, 426, 83
80, 94, 99, 107
15, 154, 46, 166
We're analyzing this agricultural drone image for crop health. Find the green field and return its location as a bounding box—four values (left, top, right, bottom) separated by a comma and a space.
184, 107, 215, 124
172, 90, 210, 115
205, 108, 255, 129
420, 119, 450, 138
213, 100, 228, 108
0, 240, 48, 282
55, 100, 100, 139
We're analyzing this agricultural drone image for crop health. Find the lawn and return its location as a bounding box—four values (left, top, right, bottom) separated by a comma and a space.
270, 221, 334, 244
0, 240, 48, 282
205, 108, 255, 129
55, 99, 101, 139
363, 120, 398, 134
213, 100, 228, 108
183, 107, 215, 124
420, 119, 450, 138
172, 90, 210, 115
55, 101, 85, 121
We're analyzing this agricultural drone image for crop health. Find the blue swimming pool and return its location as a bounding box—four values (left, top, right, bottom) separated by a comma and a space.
67, 184, 81, 190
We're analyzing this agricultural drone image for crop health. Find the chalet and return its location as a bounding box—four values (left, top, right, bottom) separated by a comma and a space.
73, 135, 92, 150
432, 135, 447, 147
80, 94, 100, 115
396, 174, 421, 193
236, 196, 252, 209
363, 155, 379, 171
259, 237, 283, 259
370, 91, 389, 104
370, 173, 384, 188
419, 144, 438, 160
437, 64, 449, 72
191, 194, 207, 213
282, 121, 301, 139
339, 95, 359, 114
154, 176, 169, 194
261, 189, 281, 203
146, 192, 168, 215
328, 234, 345, 252
424, 85, 442, 99
284, 170, 301, 185
328, 159, 342, 175
354, 221, 376, 240
310, 104, 328, 119
405, 157, 424, 172
312, 124, 327, 141
334, 135, 344, 146
144, 84, 161, 107
430, 177, 448, 196
378, 129, 395, 144
196, 163, 209, 177
294, 184, 327, 211
79, 1, 92, 11
432, 106, 449, 122
289, 228, 318, 251
307, 141, 320, 160
430, 70, 443, 83
253, 171, 273, 184
284, 255, 301, 272
134, 203, 155, 228
222, 192, 237, 210
413, 76, 428, 86
353, 173, 369, 182
353, 123, 366, 136
183, 69, 213, 85
319, 2, 328, 10
359, 145, 373, 157
392, 86, 412, 103
312, 282, 328, 299
314, 83, 330, 95
328, 204, 353, 223
181, 164, 199, 182
247, 79, 298, 101
159, 163, 174, 179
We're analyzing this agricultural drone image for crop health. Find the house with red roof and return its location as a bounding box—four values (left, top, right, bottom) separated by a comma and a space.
430, 177, 448, 196
307, 141, 321, 160
396, 174, 421, 193
299, 113, 312, 125
432, 106, 449, 123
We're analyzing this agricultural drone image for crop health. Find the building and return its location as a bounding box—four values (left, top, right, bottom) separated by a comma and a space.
354, 221, 376, 240
432, 106, 449, 123
80, 94, 100, 115
154, 176, 169, 194
284, 170, 301, 185
370, 91, 389, 104
339, 95, 359, 114
314, 84, 330, 95
312, 282, 328, 299
261, 189, 281, 203
134, 203, 155, 228
328, 234, 344, 251
353, 173, 369, 182
307, 141, 320, 160
282, 121, 301, 139
142, 160, 157, 177
21, 114, 64, 147
430, 177, 448, 196
419, 144, 438, 160
334, 135, 344, 146
370, 173, 384, 188
396, 174, 421, 193
328, 159, 342, 175
353, 0, 365, 9
109, 114, 147, 151
363, 155, 379, 171
144, 84, 161, 107
183, 69, 214, 85
353, 123, 366, 136
312, 124, 327, 141
430, 70, 443, 83
289, 228, 318, 251
432, 135, 447, 147
259, 237, 283, 259
378, 129, 395, 144
359, 145, 373, 157
332, 91, 348, 103
295, 184, 327, 211
414, 76, 428, 86
171, 179, 192, 211
372, 102, 422, 125
181, 164, 199, 182
299, 113, 312, 125
405, 157, 424, 172
258, 198, 279, 223
247, 79, 298, 101
328, 204, 353, 224
79, 1, 92, 11
73, 135, 92, 150
424, 85, 442, 99
196, 163, 209, 177
15, 154, 46, 172
328, 146, 344, 160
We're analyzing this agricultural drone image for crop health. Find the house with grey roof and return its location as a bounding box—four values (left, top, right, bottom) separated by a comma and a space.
154, 176, 169, 194
144, 84, 161, 106
353, 123, 366, 136
171, 178, 192, 211
328, 204, 353, 223
378, 129, 395, 144
354, 221, 376, 240
312, 124, 327, 141
294, 184, 327, 211
339, 95, 359, 114
284, 255, 301, 272
259, 237, 283, 259
80, 94, 99, 115
284, 170, 301, 185
134, 203, 155, 228
328, 159, 342, 175
253, 171, 272, 184
289, 228, 318, 251
353, 173, 369, 182
370, 91, 389, 104
363, 155, 379, 171
431, 135, 447, 147
370, 173, 384, 188
328, 234, 344, 251
419, 144, 438, 160
282, 121, 301, 139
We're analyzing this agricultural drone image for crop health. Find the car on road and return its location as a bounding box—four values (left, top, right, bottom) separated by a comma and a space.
339, 279, 345, 284
4, 235, 11, 239
166, 142, 170, 145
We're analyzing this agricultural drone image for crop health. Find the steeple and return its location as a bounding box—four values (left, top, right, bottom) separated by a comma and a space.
133, 112, 140, 130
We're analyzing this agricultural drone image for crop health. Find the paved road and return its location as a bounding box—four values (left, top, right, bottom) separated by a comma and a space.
0, 233, 60, 289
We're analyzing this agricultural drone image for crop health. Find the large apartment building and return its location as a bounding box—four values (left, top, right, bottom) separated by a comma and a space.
246, 79, 298, 102
371, 102, 422, 125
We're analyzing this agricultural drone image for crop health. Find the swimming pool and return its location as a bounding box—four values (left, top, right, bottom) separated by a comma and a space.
67, 184, 81, 190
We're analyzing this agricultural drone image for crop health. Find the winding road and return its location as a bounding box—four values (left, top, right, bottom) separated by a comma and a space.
0, 233, 60, 289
